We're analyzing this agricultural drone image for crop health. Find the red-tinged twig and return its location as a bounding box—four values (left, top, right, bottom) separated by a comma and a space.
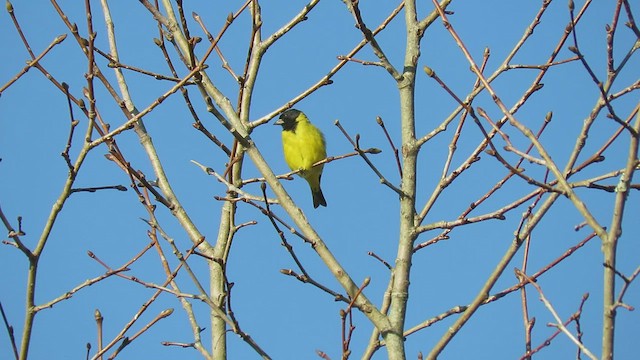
88, 240, 228, 360
251, 2, 405, 128
0, 34, 67, 95
414, 105, 640, 251
520, 232, 534, 360
191, 121, 232, 156
35, 265, 133, 312
143, 216, 213, 358
0, 206, 30, 257
506, 56, 580, 70
108, 309, 174, 359
5, 1, 34, 56
605, 2, 624, 75
416, 0, 593, 233
88, 65, 204, 149
494, 232, 597, 302
434, 0, 606, 242
140, 226, 211, 303
34, 241, 153, 312
316, 350, 332, 359
343, 0, 401, 80
61, 83, 79, 171
193, 12, 237, 82
414, 112, 553, 251
568, 2, 636, 136
146, 219, 211, 298
94, 47, 189, 83
193, 0, 252, 88
340, 307, 354, 360
341, 278, 370, 360
246, 201, 310, 241
367, 251, 392, 270
415, 112, 552, 252
406, 232, 597, 340
519, 293, 590, 360
572, 88, 640, 176
423, 65, 468, 110
149, 5, 231, 160
414, 207, 508, 236
25, 3, 110, 140
88, 1, 230, 149
516, 268, 598, 360
105, 154, 174, 209
415, 0, 552, 150
335, 120, 403, 196
513, 162, 550, 343
280, 269, 350, 303
472, 113, 558, 193
519, 309, 574, 360
434, 47, 490, 181
0, 301, 19, 360
476, 107, 546, 166
222, 177, 355, 322
261, 183, 309, 277
376, 116, 402, 178
573, 293, 590, 359
175, 0, 193, 64
622, 0, 640, 38
612, 265, 640, 311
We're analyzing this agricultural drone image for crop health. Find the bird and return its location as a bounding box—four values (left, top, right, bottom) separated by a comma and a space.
274, 109, 327, 208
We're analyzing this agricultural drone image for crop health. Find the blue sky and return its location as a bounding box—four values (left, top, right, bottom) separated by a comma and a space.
1, 1, 639, 359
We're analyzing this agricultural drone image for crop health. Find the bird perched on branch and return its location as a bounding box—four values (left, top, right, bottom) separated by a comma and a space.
274, 109, 327, 208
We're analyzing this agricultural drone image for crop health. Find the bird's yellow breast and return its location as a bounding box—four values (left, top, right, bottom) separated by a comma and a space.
281, 120, 326, 173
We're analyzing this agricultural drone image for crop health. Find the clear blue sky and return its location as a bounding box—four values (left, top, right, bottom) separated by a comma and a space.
1, 1, 639, 359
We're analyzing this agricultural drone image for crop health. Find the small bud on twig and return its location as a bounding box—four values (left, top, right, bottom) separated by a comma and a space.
423, 66, 435, 77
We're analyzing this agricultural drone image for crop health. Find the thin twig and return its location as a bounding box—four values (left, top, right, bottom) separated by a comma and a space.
516, 269, 598, 360
0, 302, 19, 360
376, 116, 402, 178
335, 120, 403, 196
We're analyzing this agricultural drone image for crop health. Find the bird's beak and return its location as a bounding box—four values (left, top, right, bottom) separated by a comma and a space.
273, 118, 284, 126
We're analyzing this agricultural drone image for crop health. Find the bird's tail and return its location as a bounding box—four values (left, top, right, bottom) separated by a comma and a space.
312, 187, 327, 208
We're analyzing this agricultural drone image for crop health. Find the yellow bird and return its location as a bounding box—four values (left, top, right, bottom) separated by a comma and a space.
274, 109, 327, 208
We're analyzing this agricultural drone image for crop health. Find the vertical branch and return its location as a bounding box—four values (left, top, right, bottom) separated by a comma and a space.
209, 200, 233, 359
602, 106, 640, 360
383, 0, 419, 358
238, 0, 262, 121
94, 309, 103, 360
